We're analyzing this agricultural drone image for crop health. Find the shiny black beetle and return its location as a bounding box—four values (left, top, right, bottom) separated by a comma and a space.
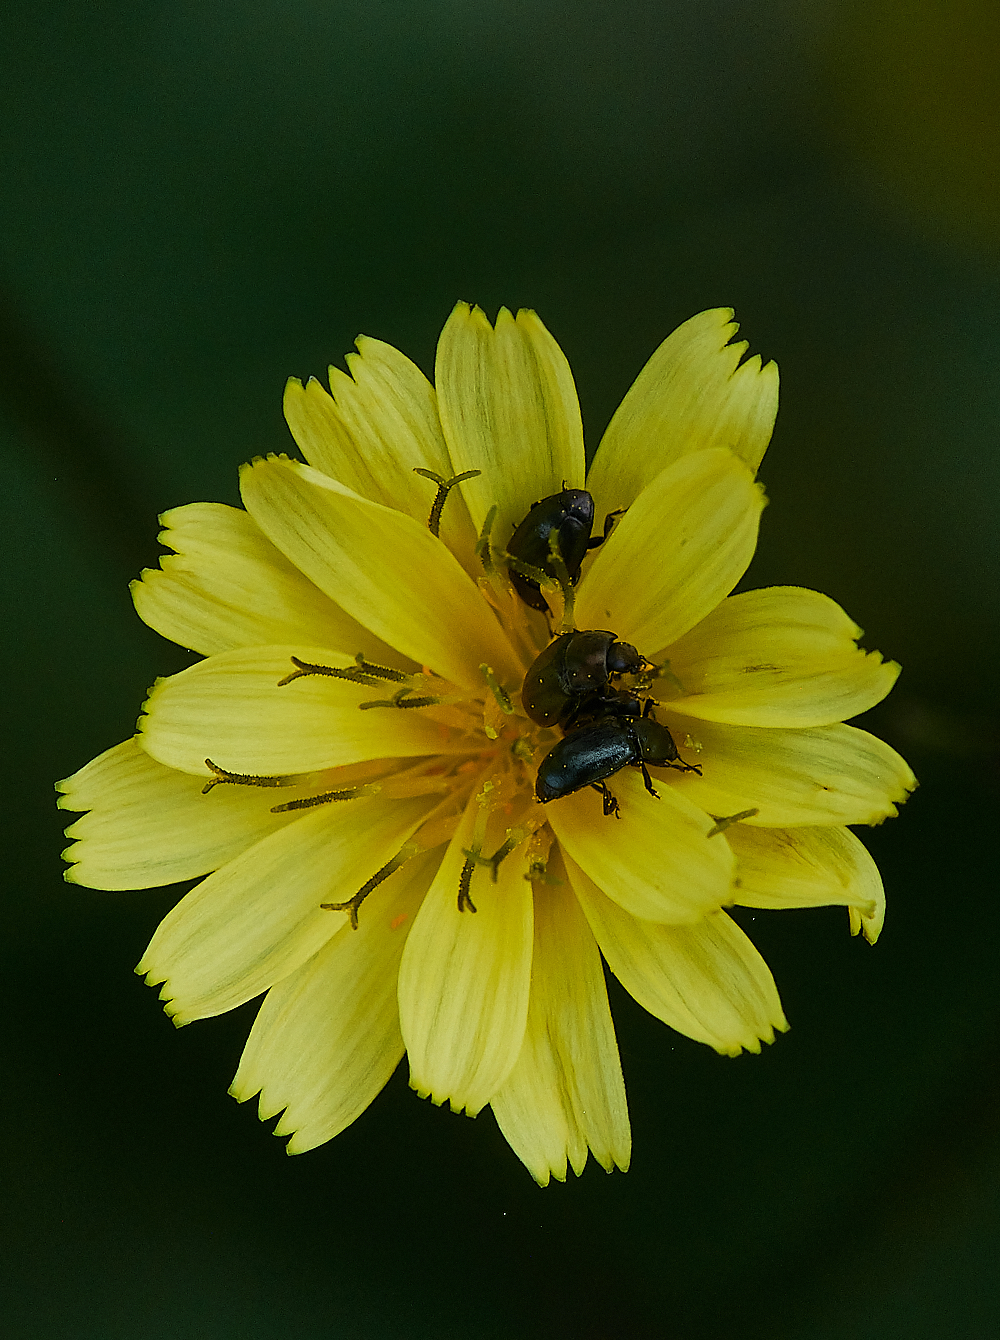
521, 629, 647, 728
534, 696, 700, 816
506, 487, 621, 612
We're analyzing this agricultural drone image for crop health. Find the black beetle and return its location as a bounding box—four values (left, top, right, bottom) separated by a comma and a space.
521, 629, 647, 728
534, 699, 700, 816
506, 488, 621, 612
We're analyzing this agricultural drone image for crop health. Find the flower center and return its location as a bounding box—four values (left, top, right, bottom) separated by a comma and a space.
197, 477, 675, 927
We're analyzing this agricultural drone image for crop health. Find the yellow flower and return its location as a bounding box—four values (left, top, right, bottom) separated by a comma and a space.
57, 304, 914, 1186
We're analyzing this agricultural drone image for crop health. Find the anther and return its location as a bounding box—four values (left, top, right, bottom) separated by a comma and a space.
202, 759, 289, 794
706, 808, 760, 837
321, 846, 415, 929
413, 467, 481, 537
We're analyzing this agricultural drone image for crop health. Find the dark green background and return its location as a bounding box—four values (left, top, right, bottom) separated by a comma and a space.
4, 2, 999, 1336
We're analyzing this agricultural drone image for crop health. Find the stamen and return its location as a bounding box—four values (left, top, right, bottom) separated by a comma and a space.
413, 467, 481, 536
318, 784, 472, 929
358, 687, 445, 710
321, 843, 419, 929
525, 855, 564, 885
706, 808, 760, 837
464, 834, 517, 883
471, 507, 547, 664
457, 855, 478, 914
201, 758, 291, 794
501, 551, 551, 589
466, 808, 548, 882
480, 665, 513, 715
352, 653, 411, 682
523, 829, 562, 885
378, 771, 453, 800
545, 529, 577, 632
454, 776, 503, 912
279, 654, 410, 688
270, 785, 379, 813
475, 504, 498, 575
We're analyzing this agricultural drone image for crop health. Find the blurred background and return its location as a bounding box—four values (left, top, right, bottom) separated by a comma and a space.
3, 1, 999, 1336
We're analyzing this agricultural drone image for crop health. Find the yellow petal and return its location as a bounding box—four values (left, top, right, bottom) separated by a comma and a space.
490, 862, 630, 1185
546, 767, 735, 924
574, 448, 765, 654
586, 308, 778, 525
434, 303, 585, 543
137, 793, 434, 1026
726, 823, 884, 926
566, 854, 787, 1056
130, 502, 402, 661
729, 820, 885, 943
128, 501, 396, 661
664, 586, 901, 727
397, 792, 533, 1116
284, 336, 478, 566
671, 719, 917, 826
240, 456, 520, 691
58, 737, 313, 889
849, 893, 886, 946
138, 645, 461, 777
230, 848, 439, 1153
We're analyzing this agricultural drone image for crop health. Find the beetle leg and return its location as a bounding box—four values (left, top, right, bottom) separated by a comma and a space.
587, 507, 626, 549
591, 781, 621, 818
669, 758, 703, 776
638, 760, 661, 799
